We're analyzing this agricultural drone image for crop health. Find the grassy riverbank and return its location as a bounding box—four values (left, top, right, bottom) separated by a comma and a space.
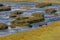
0, 0, 60, 4
0, 20, 60, 40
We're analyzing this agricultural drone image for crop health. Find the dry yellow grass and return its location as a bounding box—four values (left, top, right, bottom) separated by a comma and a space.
0, 0, 60, 4
0, 20, 60, 40
31, 0, 60, 4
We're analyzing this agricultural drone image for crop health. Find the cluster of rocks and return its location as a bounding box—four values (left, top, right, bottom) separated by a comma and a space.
0, 3, 11, 30
0, 2, 60, 30
9, 2, 58, 28
10, 12, 44, 28
35, 2, 59, 16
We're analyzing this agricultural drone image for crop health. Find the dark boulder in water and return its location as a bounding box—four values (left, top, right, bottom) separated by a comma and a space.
0, 23, 8, 30
29, 24, 32, 28
0, 4, 4, 6
0, 5, 11, 11
45, 8, 57, 14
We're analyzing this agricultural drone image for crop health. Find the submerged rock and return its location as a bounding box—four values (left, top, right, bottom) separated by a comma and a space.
45, 8, 57, 14
35, 3, 52, 8
0, 23, 8, 30
0, 5, 11, 11
11, 20, 30, 28
20, 6, 33, 10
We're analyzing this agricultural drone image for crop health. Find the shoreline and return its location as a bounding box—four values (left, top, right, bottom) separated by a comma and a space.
0, 20, 60, 40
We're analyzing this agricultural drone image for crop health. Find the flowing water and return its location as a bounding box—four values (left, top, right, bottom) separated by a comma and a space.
0, 2, 60, 36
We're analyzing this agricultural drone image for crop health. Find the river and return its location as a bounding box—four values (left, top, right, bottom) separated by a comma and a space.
0, 2, 60, 36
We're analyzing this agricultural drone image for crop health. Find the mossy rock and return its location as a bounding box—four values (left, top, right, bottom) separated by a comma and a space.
10, 24, 16, 28
27, 12, 44, 23
0, 23, 8, 30
32, 12, 44, 17
27, 17, 44, 23
11, 20, 30, 27
0, 6, 11, 11
45, 8, 57, 14
11, 20, 32, 27
53, 13, 59, 16
35, 3, 52, 8
11, 17, 30, 27
16, 16, 29, 20
16, 23, 30, 27
9, 12, 17, 18
9, 11, 23, 18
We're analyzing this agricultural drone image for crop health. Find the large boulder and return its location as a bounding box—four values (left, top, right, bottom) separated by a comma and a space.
27, 12, 44, 23
0, 23, 8, 30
